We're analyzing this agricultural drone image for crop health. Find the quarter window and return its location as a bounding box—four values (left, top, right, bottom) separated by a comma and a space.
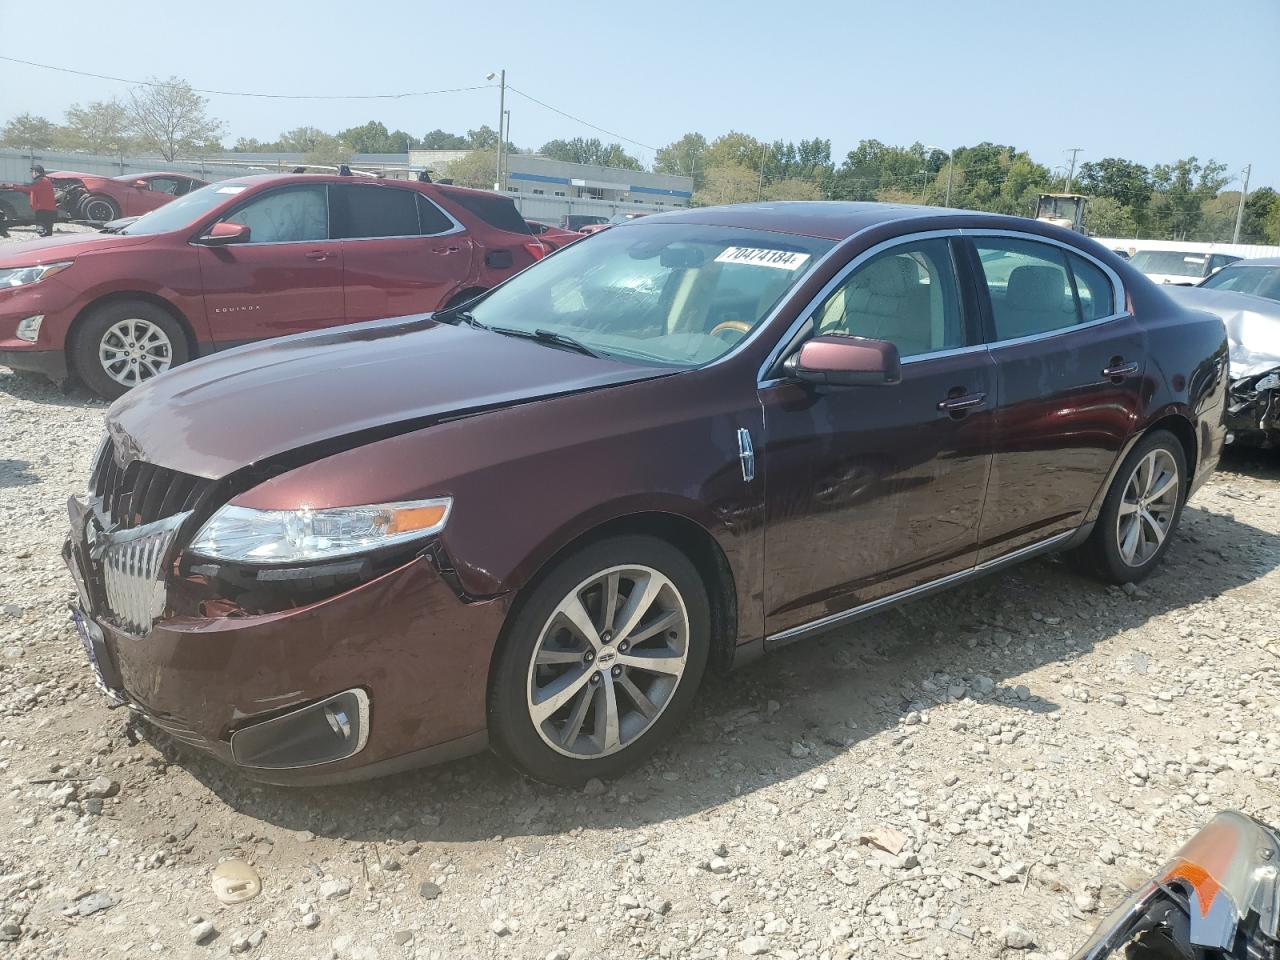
222, 185, 328, 244
416, 194, 454, 235
812, 238, 965, 359
973, 237, 1114, 340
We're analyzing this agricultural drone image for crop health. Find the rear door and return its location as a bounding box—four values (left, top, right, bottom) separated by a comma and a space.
966, 233, 1143, 560
195, 182, 345, 345
331, 182, 475, 322
759, 234, 996, 639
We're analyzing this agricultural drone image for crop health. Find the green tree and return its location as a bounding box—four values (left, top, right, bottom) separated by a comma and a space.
1083, 196, 1139, 237
654, 132, 708, 188
1148, 157, 1229, 239
765, 178, 824, 201
421, 129, 469, 149
443, 149, 498, 189
538, 137, 642, 170
0, 113, 61, 149
60, 99, 134, 153
1241, 187, 1280, 243
1075, 158, 1152, 210
830, 140, 933, 202
693, 162, 758, 206
127, 77, 224, 160
466, 126, 501, 150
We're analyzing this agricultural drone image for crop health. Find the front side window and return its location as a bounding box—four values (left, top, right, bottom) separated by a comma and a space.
811, 238, 965, 359
222, 185, 329, 244
464, 223, 833, 368
146, 177, 181, 195
975, 237, 1112, 340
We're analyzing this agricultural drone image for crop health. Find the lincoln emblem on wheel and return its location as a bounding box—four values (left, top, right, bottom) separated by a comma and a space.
62, 201, 1228, 786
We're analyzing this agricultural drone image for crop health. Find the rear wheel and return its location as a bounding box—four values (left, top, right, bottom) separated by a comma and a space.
79, 194, 121, 222
72, 300, 189, 399
488, 536, 710, 785
1067, 430, 1186, 583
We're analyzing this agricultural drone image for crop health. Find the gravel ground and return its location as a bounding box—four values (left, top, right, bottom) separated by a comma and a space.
1, 231, 1279, 960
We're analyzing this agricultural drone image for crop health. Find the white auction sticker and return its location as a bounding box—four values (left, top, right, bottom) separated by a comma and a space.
215, 185, 247, 194
715, 247, 811, 270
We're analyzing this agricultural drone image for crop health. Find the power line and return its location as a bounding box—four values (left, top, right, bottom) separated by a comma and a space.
505, 86, 658, 153
0, 55, 495, 101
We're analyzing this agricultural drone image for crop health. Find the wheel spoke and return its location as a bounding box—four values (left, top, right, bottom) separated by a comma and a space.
600, 570, 620, 633
613, 571, 664, 643
530, 667, 593, 723
1118, 500, 1140, 517
616, 672, 659, 720
1140, 509, 1166, 547
618, 649, 684, 676
623, 608, 679, 645
560, 684, 595, 747
597, 673, 621, 751
1147, 470, 1177, 504
557, 593, 602, 651
535, 645, 584, 666
1120, 516, 1142, 562
1137, 453, 1155, 497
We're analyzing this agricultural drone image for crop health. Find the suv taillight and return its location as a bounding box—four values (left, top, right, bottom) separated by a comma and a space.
524, 240, 547, 261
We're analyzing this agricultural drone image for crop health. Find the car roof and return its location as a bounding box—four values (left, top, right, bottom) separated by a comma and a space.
1223, 256, 1280, 267
110, 171, 203, 181
633, 201, 1037, 241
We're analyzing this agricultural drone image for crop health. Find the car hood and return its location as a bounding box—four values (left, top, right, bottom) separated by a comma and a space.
1165, 285, 1280, 379
106, 315, 670, 480
0, 231, 154, 265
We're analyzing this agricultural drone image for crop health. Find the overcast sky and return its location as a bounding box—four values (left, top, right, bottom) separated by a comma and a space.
3, 0, 1277, 188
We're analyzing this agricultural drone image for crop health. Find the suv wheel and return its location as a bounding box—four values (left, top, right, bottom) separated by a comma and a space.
489, 536, 710, 785
72, 300, 190, 399
1068, 429, 1186, 584
79, 194, 121, 222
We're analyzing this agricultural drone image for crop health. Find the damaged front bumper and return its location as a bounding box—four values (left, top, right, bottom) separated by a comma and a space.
1072, 810, 1280, 960
1227, 368, 1280, 448
63, 495, 505, 785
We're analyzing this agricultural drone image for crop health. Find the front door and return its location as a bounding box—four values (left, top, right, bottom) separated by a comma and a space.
966, 234, 1145, 560
195, 183, 345, 345
760, 235, 995, 639
332, 183, 475, 322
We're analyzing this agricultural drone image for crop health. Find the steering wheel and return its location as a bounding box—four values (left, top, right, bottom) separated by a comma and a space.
709, 320, 751, 341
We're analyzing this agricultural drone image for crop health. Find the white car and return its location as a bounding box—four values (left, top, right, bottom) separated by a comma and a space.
1128, 248, 1241, 285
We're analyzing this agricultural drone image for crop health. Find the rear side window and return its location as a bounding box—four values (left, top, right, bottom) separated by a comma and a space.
416, 194, 454, 235
441, 189, 530, 234
974, 237, 1119, 340
333, 184, 420, 238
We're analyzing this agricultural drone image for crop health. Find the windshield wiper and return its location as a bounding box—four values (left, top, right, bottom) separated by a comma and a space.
489, 326, 602, 358
435, 307, 487, 329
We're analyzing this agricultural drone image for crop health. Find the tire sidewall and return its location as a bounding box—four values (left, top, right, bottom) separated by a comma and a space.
72, 301, 189, 400
81, 195, 120, 222
1094, 430, 1187, 583
489, 535, 711, 786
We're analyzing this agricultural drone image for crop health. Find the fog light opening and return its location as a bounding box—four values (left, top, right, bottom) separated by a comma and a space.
325, 704, 352, 739
230, 688, 369, 770
16, 315, 44, 342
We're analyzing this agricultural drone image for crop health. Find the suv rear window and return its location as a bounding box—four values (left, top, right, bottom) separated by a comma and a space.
441, 189, 530, 234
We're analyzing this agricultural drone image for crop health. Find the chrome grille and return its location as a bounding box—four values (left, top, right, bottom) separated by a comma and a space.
99, 511, 191, 634
90, 437, 211, 530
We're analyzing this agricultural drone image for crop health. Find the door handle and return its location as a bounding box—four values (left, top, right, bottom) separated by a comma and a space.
937, 392, 986, 415
304, 250, 329, 261
432, 246, 461, 254
1102, 360, 1139, 380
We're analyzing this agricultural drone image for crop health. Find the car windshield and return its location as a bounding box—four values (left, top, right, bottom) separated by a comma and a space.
1128, 250, 1205, 277
463, 222, 834, 368
120, 181, 248, 235
1199, 264, 1280, 301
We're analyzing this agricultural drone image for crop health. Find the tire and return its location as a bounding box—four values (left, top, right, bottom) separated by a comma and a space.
71, 300, 190, 400
79, 194, 121, 223
488, 535, 711, 786
1067, 429, 1187, 584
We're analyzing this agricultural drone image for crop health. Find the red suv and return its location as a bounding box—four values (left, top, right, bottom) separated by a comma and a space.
0, 173, 544, 397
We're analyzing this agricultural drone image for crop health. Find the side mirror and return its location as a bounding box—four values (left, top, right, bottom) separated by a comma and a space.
196, 221, 250, 246
785, 335, 901, 386
133, 180, 148, 189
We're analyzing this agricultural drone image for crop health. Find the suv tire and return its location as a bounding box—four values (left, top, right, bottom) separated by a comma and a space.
72, 300, 190, 400
489, 535, 710, 786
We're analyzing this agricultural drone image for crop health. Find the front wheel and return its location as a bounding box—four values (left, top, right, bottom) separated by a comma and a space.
72, 300, 190, 399
488, 536, 710, 786
1067, 430, 1187, 584
80, 194, 121, 222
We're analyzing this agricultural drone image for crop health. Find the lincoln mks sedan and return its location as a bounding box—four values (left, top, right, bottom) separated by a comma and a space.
65, 202, 1228, 786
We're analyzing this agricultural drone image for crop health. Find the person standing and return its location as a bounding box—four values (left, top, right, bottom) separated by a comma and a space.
7, 165, 58, 236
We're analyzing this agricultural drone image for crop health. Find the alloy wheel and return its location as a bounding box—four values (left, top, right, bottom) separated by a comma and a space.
1115, 448, 1180, 567
82, 198, 116, 221
526, 564, 690, 759
98, 318, 173, 388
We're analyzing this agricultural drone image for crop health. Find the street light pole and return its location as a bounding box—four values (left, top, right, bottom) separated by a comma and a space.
486, 70, 506, 191
925, 145, 956, 207
1232, 164, 1251, 244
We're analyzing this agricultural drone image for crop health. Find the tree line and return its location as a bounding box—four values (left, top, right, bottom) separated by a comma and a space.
3, 81, 1276, 244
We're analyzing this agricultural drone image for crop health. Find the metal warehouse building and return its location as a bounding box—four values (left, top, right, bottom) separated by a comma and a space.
409, 150, 694, 227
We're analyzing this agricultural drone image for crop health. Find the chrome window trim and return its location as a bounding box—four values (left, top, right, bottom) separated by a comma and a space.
980, 310, 1131, 351
756, 227, 966, 384
765, 529, 1074, 647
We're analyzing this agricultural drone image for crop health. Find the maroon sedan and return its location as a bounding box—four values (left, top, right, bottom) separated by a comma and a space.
0, 173, 545, 398
65, 202, 1228, 786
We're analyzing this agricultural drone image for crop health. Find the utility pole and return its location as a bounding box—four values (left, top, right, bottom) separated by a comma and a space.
1232, 164, 1251, 243
757, 143, 768, 201
486, 70, 506, 191
1065, 147, 1083, 193
944, 151, 954, 206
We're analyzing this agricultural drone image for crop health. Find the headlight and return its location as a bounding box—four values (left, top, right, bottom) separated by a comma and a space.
187, 498, 452, 564
0, 261, 74, 288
